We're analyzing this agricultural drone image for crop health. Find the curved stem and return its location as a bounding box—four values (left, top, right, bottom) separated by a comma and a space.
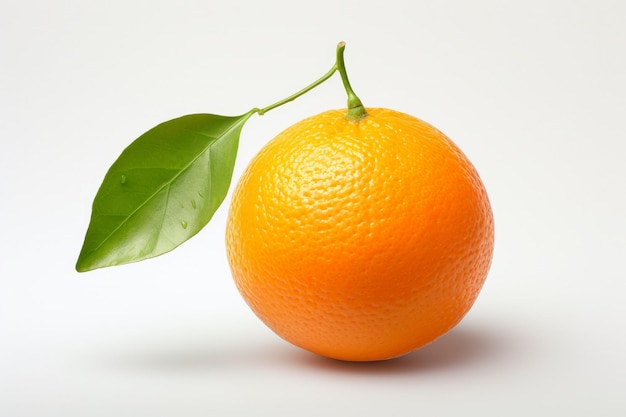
252, 42, 367, 121
256, 63, 338, 116
336, 42, 368, 121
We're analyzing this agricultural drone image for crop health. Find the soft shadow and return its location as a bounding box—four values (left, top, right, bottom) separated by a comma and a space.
97, 335, 304, 374
292, 323, 517, 375
95, 323, 517, 375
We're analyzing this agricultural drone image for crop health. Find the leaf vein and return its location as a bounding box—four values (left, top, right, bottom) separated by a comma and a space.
81, 113, 252, 265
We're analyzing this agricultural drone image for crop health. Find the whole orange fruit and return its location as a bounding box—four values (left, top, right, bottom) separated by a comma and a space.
225, 108, 494, 361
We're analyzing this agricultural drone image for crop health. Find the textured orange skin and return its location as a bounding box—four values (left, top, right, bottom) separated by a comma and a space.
226, 108, 494, 361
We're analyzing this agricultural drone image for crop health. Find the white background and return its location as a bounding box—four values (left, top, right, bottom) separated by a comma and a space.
1, 0, 625, 415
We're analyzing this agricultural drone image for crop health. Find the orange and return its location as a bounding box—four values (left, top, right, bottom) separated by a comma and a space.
225, 108, 494, 361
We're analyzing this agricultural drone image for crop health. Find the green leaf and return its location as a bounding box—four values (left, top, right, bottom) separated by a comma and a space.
76, 111, 255, 272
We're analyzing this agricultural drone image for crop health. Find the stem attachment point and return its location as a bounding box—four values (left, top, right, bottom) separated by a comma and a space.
336, 42, 368, 121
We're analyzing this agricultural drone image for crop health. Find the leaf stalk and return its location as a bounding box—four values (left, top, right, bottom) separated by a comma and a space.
256, 63, 338, 116
255, 42, 367, 121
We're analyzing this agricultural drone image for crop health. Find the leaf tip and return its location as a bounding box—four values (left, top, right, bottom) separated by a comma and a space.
75, 259, 89, 273
75, 252, 97, 273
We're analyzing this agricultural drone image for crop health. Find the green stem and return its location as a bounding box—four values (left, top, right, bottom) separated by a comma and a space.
252, 42, 367, 121
256, 63, 338, 116
336, 42, 368, 121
